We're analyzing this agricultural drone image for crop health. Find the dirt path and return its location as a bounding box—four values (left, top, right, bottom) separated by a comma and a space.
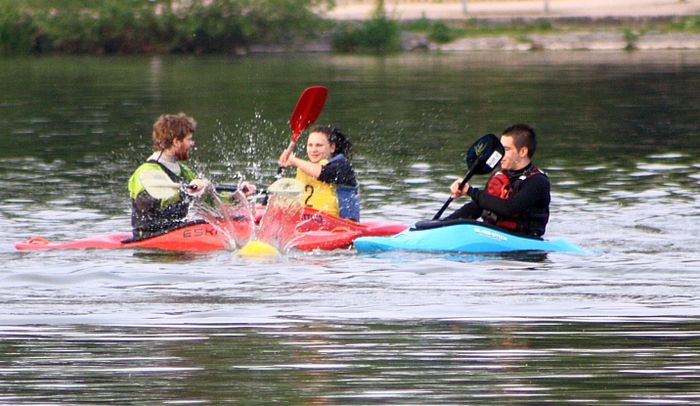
324, 0, 700, 20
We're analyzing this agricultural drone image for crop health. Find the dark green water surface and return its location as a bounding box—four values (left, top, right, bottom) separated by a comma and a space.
1, 52, 699, 403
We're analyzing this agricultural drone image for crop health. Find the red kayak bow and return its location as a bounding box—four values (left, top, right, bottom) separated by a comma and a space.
16, 208, 408, 252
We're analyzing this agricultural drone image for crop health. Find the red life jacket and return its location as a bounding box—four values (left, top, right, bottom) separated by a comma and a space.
483, 167, 546, 234
486, 171, 513, 200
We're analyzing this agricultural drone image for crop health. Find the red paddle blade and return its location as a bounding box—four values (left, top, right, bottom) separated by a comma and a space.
289, 85, 328, 143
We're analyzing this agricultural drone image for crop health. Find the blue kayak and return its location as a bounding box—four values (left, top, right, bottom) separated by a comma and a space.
353, 219, 587, 254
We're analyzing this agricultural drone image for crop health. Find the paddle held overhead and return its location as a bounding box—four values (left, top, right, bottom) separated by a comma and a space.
277, 85, 328, 176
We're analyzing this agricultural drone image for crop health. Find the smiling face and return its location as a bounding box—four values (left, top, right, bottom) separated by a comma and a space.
499, 135, 530, 171
306, 131, 335, 163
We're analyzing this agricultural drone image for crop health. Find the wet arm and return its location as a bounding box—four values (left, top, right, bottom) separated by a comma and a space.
288, 156, 322, 178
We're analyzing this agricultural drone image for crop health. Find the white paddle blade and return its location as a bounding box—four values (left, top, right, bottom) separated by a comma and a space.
485, 149, 503, 170
139, 170, 181, 200
257, 178, 305, 251
267, 178, 305, 197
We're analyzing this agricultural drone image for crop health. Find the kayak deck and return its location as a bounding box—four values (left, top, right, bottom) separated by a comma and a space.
16, 208, 408, 253
354, 219, 586, 254
15, 220, 234, 252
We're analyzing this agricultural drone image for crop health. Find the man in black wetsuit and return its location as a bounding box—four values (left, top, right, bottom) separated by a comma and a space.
446, 123, 550, 237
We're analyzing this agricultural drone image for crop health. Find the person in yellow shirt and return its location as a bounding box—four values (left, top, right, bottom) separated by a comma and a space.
278, 125, 360, 221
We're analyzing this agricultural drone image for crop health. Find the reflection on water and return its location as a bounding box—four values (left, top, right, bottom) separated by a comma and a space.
1, 321, 700, 403
1, 51, 700, 402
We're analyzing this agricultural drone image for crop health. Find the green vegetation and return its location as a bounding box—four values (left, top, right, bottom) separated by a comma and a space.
1, 0, 699, 55
0, 2, 38, 54
403, 17, 555, 41
401, 15, 700, 41
623, 28, 640, 50
0, 0, 325, 54
403, 17, 463, 44
668, 15, 700, 31
333, 16, 401, 53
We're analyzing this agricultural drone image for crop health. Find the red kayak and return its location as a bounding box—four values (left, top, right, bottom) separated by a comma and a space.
15, 208, 408, 252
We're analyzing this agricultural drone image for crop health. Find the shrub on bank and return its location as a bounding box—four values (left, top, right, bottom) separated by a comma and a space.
677, 15, 700, 31
3, 1, 699, 55
404, 17, 462, 44
0, 0, 324, 54
333, 16, 401, 53
0, 3, 39, 54
36, 1, 160, 53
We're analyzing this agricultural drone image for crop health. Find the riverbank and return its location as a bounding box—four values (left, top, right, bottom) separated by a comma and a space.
422, 24, 700, 52
250, 15, 700, 53
325, 0, 700, 21
2, 0, 700, 54
310, 0, 700, 52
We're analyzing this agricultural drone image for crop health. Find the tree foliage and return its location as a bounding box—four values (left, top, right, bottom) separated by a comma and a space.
0, 0, 325, 54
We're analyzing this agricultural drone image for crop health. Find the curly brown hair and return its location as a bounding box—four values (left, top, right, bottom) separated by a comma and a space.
152, 113, 197, 151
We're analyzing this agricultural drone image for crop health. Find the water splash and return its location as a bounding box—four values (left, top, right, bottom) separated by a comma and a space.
192, 179, 306, 255
256, 187, 305, 252
202, 116, 286, 186
193, 190, 256, 250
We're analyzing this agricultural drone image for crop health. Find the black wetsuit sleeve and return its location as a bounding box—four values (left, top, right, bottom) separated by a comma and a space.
133, 190, 162, 212
444, 201, 483, 220
133, 189, 192, 216
318, 158, 357, 187
469, 174, 550, 216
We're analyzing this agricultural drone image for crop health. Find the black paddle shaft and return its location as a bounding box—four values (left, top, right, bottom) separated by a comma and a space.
187, 184, 260, 194
432, 154, 486, 220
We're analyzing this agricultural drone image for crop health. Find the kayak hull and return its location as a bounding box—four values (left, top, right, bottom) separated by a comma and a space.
298, 208, 408, 236
15, 221, 235, 252
354, 220, 586, 254
16, 208, 408, 253
16, 233, 133, 251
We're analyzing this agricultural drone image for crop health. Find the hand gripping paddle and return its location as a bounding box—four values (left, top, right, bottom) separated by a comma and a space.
277, 85, 329, 176
139, 170, 248, 200
432, 133, 505, 220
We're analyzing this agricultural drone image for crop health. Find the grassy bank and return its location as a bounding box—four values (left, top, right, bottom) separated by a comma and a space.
403, 14, 700, 43
1, 0, 699, 55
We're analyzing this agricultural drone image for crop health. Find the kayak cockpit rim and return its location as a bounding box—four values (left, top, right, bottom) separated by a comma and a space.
412, 219, 544, 241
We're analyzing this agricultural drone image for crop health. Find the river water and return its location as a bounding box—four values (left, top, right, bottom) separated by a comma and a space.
1, 52, 699, 403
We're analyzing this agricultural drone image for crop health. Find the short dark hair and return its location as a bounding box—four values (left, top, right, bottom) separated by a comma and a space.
502, 123, 536, 158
